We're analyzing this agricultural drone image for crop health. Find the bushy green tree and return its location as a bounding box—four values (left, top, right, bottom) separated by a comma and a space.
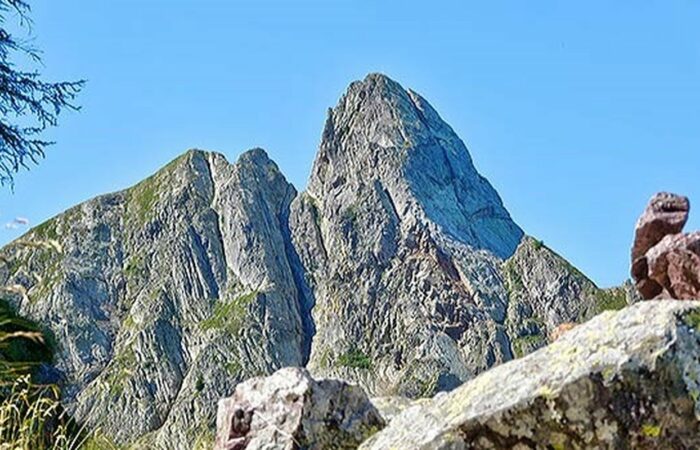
0, 0, 83, 187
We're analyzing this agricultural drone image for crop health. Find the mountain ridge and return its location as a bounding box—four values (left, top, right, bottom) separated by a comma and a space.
0, 73, 635, 448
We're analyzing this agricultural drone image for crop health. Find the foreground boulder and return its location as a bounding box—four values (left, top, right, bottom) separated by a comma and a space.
360, 300, 700, 449
632, 192, 700, 299
215, 367, 384, 450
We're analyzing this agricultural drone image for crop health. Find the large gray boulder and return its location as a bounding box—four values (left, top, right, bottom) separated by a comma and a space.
360, 300, 700, 449
214, 367, 384, 450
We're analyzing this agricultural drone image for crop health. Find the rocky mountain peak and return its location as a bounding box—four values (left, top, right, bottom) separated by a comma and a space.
309, 72, 522, 259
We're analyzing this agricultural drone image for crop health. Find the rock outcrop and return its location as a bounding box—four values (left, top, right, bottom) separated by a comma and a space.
214, 367, 384, 450
0, 73, 634, 447
632, 192, 700, 300
361, 300, 700, 449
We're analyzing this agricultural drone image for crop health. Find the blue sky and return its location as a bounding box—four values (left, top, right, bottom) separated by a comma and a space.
1, 0, 698, 287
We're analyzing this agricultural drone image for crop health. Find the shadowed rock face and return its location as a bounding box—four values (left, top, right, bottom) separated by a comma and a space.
0, 73, 631, 447
632, 192, 700, 299
360, 301, 700, 450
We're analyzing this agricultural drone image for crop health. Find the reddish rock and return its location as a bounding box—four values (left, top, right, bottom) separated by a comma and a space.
667, 248, 700, 300
631, 192, 689, 262
631, 193, 700, 300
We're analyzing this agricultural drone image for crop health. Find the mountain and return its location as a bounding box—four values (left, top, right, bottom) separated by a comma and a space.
289, 74, 629, 396
0, 74, 635, 448
1, 150, 309, 447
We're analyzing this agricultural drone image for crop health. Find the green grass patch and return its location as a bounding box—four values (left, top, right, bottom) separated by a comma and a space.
81, 431, 124, 450
317, 348, 332, 370
32, 218, 59, 241
503, 260, 524, 293
195, 374, 205, 392
642, 423, 662, 438
594, 290, 628, 314
342, 203, 359, 224
225, 360, 242, 376
123, 255, 145, 281
122, 314, 135, 330
105, 346, 136, 396
127, 171, 167, 227
200, 290, 258, 335
418, 372, 440, 397
336, 348, 372, 370
192, 426, 215, 450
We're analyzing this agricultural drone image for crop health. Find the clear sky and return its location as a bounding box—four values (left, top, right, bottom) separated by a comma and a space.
1, 0, 698, 287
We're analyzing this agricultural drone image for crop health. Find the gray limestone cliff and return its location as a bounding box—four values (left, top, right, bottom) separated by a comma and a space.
289, 74, 627, 398
0, 73, 634, 448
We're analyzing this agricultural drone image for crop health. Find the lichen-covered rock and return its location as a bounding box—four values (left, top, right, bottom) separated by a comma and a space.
214, 367, 384, 450
370, 396, 417, 423
632, 192, 700, 300
360, 300, 700, 449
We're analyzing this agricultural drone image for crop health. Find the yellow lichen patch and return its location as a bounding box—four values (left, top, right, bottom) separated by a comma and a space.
641, 423, 662, 438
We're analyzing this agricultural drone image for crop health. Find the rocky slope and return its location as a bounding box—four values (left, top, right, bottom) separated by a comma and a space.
217, 300, 700, 449
0, 74, 635, 448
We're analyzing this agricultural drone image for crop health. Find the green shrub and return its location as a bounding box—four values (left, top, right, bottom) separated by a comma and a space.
0, 299, 54, 379
683, 310, 700, 330
195, 374, 205, 392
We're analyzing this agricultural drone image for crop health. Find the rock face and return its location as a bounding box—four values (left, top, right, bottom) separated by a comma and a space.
0, 73, 634, 447
214, 367, 384, 450
361, 300, 700, 449
632, 192, 700, 300
290, 74, 624, 397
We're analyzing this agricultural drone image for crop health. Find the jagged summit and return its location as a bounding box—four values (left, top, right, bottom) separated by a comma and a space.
150, 146, 278, 178
310, 73, 523, 259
